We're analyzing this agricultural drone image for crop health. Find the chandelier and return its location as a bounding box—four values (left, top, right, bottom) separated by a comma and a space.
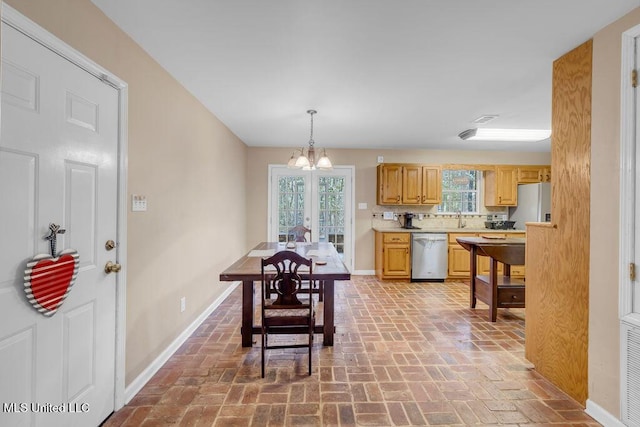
287, 110, 332, 170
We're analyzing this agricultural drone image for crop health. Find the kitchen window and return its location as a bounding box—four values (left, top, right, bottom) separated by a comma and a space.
438, 170, 479, 213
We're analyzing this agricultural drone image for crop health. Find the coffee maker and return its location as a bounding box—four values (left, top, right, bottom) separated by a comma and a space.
402, 212, 420, 229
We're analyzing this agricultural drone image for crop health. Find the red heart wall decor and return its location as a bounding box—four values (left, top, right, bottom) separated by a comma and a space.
24, 249, 79, 317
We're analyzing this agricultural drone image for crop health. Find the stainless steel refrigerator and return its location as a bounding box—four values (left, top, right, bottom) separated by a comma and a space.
508, 183, 551, 230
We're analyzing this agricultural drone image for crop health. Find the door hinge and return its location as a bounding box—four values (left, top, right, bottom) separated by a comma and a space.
632, 69, 638, 88
630, 262, 636, 281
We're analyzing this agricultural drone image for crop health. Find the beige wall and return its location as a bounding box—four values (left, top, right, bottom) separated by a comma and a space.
590, 7, 640, 417
4, 0, 248, 385
247, 147, 550, 271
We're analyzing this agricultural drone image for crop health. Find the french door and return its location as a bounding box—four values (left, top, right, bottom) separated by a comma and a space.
268, 165, 354, 271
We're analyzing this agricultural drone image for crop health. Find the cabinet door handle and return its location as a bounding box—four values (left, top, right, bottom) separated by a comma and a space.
397, 196, 400, 202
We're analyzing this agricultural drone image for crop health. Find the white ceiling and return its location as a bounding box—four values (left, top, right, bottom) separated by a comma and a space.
91, 0, 640, 152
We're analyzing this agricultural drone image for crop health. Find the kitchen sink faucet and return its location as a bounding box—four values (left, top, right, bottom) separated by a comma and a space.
457, 211, 466, 228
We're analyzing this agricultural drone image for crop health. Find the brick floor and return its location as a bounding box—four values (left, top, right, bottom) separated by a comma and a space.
104, 277, 600, 426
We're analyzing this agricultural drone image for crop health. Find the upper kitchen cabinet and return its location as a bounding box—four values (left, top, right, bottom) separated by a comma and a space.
377, 164, 442, 205
421, 166, 442, 204
402, 165, 422, 204
484, 166, 518, 206
517, 165, 552, 183
377, 164, 403, 204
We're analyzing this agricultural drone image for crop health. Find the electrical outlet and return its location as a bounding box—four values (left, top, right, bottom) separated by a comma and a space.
180, 297, 186, 313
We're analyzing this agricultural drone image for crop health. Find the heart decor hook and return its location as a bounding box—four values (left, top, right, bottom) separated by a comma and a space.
44, 223, 65, 257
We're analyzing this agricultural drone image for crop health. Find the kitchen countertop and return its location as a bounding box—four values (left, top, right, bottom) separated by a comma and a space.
373, 227, 526, 234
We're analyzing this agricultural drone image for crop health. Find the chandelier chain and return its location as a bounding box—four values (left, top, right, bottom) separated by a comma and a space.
308, 109, 316, 147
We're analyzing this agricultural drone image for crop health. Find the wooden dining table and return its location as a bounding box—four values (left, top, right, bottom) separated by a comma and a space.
219, 242, 351, 347
456, 236, 526, 312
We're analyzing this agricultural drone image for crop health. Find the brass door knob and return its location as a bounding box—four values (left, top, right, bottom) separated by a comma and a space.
105, 261, 122, 274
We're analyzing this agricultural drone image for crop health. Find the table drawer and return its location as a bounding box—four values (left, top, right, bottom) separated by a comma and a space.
497, 285, 526, 306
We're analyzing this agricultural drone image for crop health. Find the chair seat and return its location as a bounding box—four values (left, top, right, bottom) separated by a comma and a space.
264, 299, 315, 318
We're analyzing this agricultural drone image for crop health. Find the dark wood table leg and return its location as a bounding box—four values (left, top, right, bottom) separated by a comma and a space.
470, 246, 478, 308
241, 280, 254, 347
323, 279, 335, 346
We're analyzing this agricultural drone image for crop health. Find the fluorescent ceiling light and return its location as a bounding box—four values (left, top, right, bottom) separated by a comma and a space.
458, 128, 551, 142
472, 114, 499, 124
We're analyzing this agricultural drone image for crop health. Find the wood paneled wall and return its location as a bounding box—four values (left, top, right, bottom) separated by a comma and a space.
525, 40, 592, 404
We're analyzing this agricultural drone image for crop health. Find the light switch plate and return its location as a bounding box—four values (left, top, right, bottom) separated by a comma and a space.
377, 156, 384, 163
132, 194, 147, 212
383, 211, 394, 220
358, 202, 368, 210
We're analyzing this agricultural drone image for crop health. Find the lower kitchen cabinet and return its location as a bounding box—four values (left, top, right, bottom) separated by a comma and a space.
375, 232, 411, 280
508, 233, 526, 277
448, 233, 476, 278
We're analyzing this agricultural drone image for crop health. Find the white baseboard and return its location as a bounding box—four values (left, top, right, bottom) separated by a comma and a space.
124, 281, 240, 403
585, 399, 624, 427
353, 270, 375, 275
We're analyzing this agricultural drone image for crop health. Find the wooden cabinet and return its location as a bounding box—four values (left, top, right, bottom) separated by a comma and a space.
377, 164, 402, 204
448, 233, 476, 278
517, 165, 552, 183
484, 166, 518, 206
375, 232, 411, 279
377, 164, 441, 205
507, 233, 526, 277
540, 167, 551, 182
402, 165, 422, 204
421, 166, 442, 204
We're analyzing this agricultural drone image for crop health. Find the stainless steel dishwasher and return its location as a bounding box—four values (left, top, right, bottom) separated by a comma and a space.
411, 233, 448, 281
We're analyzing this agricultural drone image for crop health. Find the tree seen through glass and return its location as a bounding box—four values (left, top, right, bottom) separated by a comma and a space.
438, 170, 479, 213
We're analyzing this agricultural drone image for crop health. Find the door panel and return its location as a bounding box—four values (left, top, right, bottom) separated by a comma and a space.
65, 162, 98, 269
0, 23, 119, 426
0, 149, 37, 283
63, 302, 95, 400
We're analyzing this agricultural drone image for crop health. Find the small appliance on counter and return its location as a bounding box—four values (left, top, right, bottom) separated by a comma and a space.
402, 212, 421, 229
484, 220, 516, 230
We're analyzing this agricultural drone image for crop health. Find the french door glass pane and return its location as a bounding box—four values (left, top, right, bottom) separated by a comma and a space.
278, 176, 305, 242
318, 176, 346, 258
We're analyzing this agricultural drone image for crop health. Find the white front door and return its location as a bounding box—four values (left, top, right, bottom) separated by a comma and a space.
269, 165, 354, 271
0, 22, 119, 427
620, 27, 640, 426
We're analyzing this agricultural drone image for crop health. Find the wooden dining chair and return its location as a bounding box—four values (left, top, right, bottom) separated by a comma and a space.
261, 250, 315, 377
288, 225, 311, 242
287, 225, 323, 301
